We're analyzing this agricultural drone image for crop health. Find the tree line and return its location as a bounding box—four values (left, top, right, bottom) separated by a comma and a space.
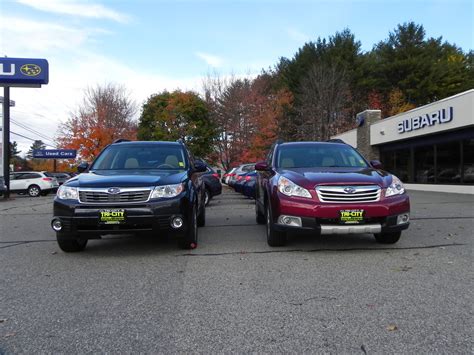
54, 22, 472, 172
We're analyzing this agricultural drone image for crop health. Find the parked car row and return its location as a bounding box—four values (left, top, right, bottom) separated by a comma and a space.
232, 169, 258, 199
195, 159, 222, 206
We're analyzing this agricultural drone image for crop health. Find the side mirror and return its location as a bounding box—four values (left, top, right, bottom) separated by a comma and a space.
255, 161, 269, 171
194, 161, 207, 173
77, 162, 89, 173
370, 160, 383, 170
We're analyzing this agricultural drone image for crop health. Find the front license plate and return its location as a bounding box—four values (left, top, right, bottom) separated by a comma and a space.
339, 209, 365, 224
99, 209, 126, 224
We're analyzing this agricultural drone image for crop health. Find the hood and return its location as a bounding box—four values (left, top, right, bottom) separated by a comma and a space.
278, 167, 392, 188
65, 169, 187, 188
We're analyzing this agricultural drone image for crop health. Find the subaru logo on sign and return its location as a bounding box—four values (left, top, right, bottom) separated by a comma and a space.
108, 187, 121, 194
344, 187, 356, 194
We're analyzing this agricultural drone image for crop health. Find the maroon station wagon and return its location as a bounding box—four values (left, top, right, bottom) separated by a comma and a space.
255, 141, 410, 246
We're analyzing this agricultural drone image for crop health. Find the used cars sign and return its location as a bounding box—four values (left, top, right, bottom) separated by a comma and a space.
33, 149, 77, 159
0, 58, 49, 86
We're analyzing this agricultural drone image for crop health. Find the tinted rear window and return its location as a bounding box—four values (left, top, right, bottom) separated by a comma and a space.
276, 144, 368, 168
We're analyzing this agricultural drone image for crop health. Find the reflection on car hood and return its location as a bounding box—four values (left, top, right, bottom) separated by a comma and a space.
65, 169, 187, 188
278, 167, 391, 188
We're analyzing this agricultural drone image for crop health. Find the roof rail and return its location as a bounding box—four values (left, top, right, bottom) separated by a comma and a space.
112, 139, 131, 144
326, 139, 346, 144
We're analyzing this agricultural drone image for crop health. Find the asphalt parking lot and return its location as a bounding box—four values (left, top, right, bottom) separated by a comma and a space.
0, 188, 473, 353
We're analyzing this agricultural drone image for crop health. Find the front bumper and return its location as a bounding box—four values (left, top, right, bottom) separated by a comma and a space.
271, 191, 410, 234
52, 195, 192, 239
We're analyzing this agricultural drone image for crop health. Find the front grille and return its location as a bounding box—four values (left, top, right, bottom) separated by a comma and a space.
316, 185, 381, 203
78, 188, 151, 204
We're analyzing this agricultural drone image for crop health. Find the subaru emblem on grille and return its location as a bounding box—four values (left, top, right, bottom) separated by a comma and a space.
107, 187, 121, 194
344, 187, 356, 194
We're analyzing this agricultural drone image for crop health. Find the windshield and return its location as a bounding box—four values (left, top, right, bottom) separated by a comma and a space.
276, 144, 368, 169
91, 145, 187, 170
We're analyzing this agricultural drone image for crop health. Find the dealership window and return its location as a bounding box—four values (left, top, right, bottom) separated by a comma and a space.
414, 146, 435, 183
463, 139, 474, 184
379, 129, 474, 185
437, 142, 461, 184
395, 149, 411, 182
381, 151, 395, 175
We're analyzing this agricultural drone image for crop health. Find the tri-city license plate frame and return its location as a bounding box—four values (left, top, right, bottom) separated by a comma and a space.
99, 209, 126, 224
339, 209, 365, 224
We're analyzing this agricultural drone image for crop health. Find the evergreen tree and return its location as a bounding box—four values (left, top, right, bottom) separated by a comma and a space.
26, 140, 46, 160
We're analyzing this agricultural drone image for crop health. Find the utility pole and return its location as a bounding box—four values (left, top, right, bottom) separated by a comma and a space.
2, 89, 11, 198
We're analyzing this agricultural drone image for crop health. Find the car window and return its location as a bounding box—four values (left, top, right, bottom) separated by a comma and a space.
276, 144, 368, 168
25, 173, 42, 179
91, 145, 187, 170
242, 164, 255, 172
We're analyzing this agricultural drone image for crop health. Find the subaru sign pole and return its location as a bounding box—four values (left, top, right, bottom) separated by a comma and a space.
0, 57, 49, 198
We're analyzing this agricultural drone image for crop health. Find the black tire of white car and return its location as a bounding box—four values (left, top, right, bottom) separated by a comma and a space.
266, 205, 286, 247
178, 205, 198, 249
56, 235, 88, 252
374, 231, 401, 244
28, 185, 41, 197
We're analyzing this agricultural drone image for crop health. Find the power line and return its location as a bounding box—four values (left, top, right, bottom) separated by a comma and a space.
10, 118, 56, 143
10, 131, 56, 148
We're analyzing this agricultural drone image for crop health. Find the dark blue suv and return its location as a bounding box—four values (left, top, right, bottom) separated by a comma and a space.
52, 140, 207, 252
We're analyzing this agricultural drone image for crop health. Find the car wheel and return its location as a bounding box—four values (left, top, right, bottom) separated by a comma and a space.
197, 201, 206, 227
178, 205, 198, 249
56, 234, 88, 252
374, 231, 401, 244
266, 205, 286, 247
204, 188, 211, 206
256, 202, 265, 224
27, 185, 41, 197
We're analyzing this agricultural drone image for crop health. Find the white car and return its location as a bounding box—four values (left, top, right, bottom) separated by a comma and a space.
9, 171, 59, 197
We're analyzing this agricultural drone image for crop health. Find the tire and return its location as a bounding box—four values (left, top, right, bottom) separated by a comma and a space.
56, 235, 88, 252
178, 205, 198, 249
197, 201, 206, 227
204, 188, 211, 206
28, 185, 41, 197
374, 231, 401, 244
256, 202, 265, 224
266, 205, 286, 247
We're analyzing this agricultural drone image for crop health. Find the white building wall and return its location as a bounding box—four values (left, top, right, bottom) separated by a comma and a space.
331, 128, 357, 147
370, 90, 474, 145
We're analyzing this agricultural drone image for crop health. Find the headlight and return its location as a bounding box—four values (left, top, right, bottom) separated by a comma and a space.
150, 183, 184, 199
277, 176, 312, 198
385, 175, 405, 197
56, 186, 78, 200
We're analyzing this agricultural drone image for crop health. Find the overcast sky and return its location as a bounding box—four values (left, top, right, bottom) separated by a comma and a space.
1, 0, 472, 154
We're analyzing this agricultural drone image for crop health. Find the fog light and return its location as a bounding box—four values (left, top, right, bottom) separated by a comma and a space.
52, 219, 63, 232
397, 213, 410, 225
171, 217, 184, 229
277, 215, 302, 227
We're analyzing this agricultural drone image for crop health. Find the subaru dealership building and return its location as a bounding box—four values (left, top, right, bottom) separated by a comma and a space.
333, 89, 474, 194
